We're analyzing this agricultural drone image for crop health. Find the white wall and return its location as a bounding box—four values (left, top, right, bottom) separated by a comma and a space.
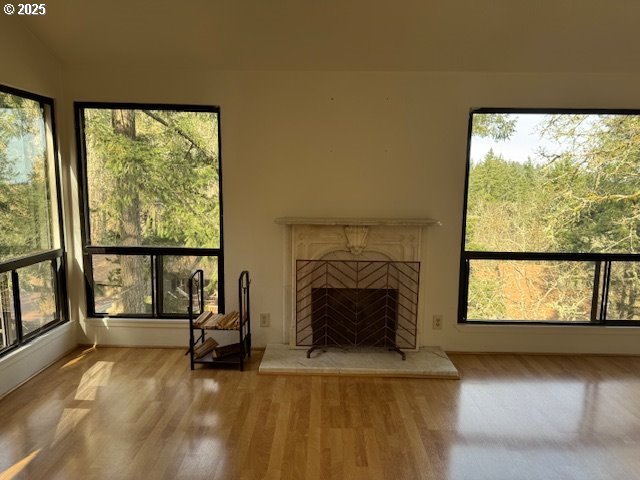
0, 17, 61, 97
0, 16, 77, 398
62, 67, 640, 354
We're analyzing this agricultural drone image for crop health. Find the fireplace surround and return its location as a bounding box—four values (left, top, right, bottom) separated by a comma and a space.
276, 217, 440, 354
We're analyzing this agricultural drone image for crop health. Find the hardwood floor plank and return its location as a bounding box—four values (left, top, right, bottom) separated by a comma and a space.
2, 348, 640, 479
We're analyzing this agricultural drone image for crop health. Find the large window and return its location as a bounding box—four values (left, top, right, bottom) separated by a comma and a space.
0, 85, 67, 355
76, 103, 223, 318
460, 109, 640, 325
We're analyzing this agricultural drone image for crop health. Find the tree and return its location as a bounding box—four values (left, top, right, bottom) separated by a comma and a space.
0, 92, 56, 337
540, 114, 640, 253
83, 107, 220, 314
111, 110, 145, 313
540, 114, 640, 319
467, 150, 551, 252
468, 112, 640, 321
472, 113, 517, 141
0, 93, 51, 261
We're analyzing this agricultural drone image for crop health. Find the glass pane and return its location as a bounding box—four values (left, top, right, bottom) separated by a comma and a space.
18, 262, 56, 336
82, 108, 220, 248
0, 92, 53, 261
467, 260, 595, 322
606, 262, 640, 321
0, 272, 17, 348
162, 256, 218, 315
467, 112, 640, 254
92, 255, 151, 315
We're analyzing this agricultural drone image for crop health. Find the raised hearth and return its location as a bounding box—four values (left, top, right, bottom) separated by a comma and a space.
259, 344, 459, 378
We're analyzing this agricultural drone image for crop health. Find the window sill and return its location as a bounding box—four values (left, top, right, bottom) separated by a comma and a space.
85, 317, 189, 329
0, 321, 74, 369
456, 322, 640, 336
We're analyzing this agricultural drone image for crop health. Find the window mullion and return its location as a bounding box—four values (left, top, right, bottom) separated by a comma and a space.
11, 271, 23, 345
218, 253, 225, 314
600, 261, 612, 323
590, 261, 602, 323
155, 255, 163, 316
458, 256, 470, 323
85, 254, 97, 317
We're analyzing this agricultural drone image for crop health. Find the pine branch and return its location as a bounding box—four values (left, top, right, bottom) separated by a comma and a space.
141, 110, 214, 161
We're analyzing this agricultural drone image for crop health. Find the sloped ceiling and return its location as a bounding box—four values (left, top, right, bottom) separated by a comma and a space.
19, 0, 640, 72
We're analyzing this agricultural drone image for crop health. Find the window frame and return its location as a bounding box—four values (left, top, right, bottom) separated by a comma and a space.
458, 107, 640, 326
0, 84, 68, 356
74, 102, 224, 319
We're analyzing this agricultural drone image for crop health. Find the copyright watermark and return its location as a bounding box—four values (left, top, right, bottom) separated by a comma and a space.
3, 3, 46, 15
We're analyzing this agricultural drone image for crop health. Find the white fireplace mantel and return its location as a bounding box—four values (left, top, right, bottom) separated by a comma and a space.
274, 217, 441, 227
276, 216, 440, 347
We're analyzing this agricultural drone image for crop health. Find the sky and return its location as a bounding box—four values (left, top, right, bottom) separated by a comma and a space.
469, 113, 563, 165
1, 107, 47, 183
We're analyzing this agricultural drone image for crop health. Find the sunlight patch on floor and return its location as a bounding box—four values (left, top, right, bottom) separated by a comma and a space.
74, 360, 114, 401
52, 408, 90, 446
0, 449, 40, 480
59, 346, 97, 369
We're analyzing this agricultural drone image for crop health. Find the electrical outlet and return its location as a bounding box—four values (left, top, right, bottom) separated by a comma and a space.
260, 313, 270, 328
433, 314, 443, 330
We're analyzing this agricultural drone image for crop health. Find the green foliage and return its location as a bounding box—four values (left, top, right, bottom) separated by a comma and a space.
540, 114, 640, 254
472, 114, 517, 141
467, 114, 640, 254
85, 108, 221, 250
0, 93, 51, 261
466, 150, 551, 252
467, 267, 507, 319
467, 113, 640, 321
83, 108, 221, 313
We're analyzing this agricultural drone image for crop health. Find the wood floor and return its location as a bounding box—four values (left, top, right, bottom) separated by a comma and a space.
2, 348, 640, 480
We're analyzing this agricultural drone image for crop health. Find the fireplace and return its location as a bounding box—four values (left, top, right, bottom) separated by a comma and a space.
276, 216, 440, 356
296, 259, 420, 359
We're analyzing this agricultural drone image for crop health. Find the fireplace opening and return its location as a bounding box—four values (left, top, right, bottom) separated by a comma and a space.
296, 260, 420, 360
311, 287, 399, 347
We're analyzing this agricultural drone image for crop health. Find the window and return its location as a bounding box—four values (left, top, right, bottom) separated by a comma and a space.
76, 103, 223, 317
0, 85, 67, 355
460, 109, 640, 324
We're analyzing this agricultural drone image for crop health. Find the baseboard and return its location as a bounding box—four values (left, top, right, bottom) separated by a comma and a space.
0, 322, 78, 399
446, 350, 640, 357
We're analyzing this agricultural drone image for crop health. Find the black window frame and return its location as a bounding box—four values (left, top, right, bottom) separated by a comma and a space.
75, 102, 224, 319
459, 107, 640, 326
0, 84, 68, 357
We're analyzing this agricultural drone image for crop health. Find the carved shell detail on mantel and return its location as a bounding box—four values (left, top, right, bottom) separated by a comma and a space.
344, 225, 369, 255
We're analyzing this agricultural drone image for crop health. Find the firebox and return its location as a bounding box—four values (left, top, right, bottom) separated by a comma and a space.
296, 260, 420, 359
